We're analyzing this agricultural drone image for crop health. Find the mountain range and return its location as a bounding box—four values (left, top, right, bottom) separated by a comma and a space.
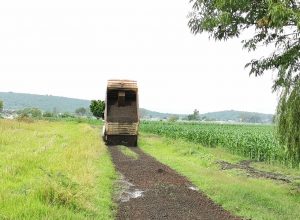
0, 92, 273, 123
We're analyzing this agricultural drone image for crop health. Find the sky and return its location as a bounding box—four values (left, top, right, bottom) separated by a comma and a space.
0, 0, 278, 114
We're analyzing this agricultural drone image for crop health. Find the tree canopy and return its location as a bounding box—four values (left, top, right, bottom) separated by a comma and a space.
188, 109, 200, 121
188, 0, 300, 87
90, 100, 105, 119
75, 107, 87, 116
188, 0, 300, 165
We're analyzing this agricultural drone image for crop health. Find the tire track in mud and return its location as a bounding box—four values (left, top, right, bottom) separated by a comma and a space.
109, 146, 241, 220
217, 160, 296, 183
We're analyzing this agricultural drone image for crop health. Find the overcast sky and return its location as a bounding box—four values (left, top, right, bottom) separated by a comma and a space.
0, 0, 278, 114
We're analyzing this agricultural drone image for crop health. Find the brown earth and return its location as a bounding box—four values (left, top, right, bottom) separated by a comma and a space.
109, 146, 241, 220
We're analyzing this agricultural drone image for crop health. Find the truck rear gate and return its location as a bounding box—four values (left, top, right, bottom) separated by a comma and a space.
103, 80, 139, 146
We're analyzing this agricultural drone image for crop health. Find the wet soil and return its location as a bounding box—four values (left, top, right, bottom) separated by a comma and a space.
217, 160, 293, 183
109, 146, 241, 220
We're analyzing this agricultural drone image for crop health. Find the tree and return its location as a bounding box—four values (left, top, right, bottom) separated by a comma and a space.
0, 100, 3, 112
188, 109, 200, 121
188, 0, 300, 165
168, 115, 179, 122
90, 100, 105, 119
277, 82, 300, 166
43, 111, 54, 118
19, 108, 42, 118
75, 107, 87, 116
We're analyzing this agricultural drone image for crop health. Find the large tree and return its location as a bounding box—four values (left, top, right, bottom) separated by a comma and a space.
90, 100, 105, 119
188, 0, 300, 165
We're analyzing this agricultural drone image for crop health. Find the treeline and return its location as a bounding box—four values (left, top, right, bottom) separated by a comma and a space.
0, 99, 93, 120
16, 107, 93, 119
0, 98, 105, 121
166, 109, 273, 124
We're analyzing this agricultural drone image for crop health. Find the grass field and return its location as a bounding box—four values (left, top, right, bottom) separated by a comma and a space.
1, 118, 299, 220
139, 133, 300, 220
0, 119, 116, 220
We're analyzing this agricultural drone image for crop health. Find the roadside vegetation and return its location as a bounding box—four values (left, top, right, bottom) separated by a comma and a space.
188, 0, 300, 167
139, 133, 300, 220
0, 119, 115, 219
141, 121, 299, 168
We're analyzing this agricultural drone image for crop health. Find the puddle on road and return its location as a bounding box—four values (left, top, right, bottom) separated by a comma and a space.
121, 189, 144, 202
116, 176, 144, 203
188, 186, 199, 191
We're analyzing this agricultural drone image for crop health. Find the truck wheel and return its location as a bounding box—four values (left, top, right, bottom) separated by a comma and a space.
132, 135, 138, 147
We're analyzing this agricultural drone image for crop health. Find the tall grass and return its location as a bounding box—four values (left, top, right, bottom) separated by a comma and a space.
141, 121, 298, 168
0, 119, 115, 219
139, 134, 300, 220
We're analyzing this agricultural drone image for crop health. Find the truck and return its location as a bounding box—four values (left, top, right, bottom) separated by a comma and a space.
103, 80, 139, 146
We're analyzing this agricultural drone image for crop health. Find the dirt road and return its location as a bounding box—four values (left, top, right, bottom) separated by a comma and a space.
109, 146, 240, 220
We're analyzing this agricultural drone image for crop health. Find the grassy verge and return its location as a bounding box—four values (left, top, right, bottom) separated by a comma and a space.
40, 117, 103, 126
118, 146, 139, 160
139, 133, 300, 220
0, 119, 116, 220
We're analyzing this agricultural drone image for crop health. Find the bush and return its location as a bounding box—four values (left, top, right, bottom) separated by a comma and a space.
60, 112, 75, 118
43, 112, 54, 118
18, 108, 42, 118
16, 114, 34, 123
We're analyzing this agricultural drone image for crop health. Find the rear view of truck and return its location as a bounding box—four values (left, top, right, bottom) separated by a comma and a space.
103, 80, 139, 146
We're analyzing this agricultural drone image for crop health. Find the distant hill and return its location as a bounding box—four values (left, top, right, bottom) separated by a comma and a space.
139, 108, 187, 119
201, 110, 273, 123
140, 108, 273, 123
0, 92, 273, 123
0, 92, 90, 112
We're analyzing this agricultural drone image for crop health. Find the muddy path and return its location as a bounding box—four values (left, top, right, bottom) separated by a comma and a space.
217, 160, 298, 183
109, 146, 241, 220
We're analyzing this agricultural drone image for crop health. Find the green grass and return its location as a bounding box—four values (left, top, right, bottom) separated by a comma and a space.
41, 117, 103, 126
252, 161, 300, 177
118, 146, 139, 160
0, 119, 116, 220
139, 133, 300, 220
141, 121, 300, 167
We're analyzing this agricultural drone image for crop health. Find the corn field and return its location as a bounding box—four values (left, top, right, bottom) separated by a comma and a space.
141, 121, 299, 168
